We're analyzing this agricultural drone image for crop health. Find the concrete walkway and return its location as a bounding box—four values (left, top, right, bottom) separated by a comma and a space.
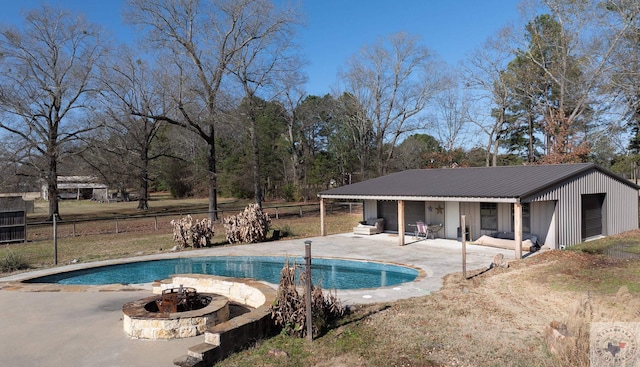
0, 233, 513, 367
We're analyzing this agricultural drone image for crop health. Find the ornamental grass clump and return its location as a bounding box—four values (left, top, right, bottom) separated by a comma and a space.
170, 215, 214, 248
223, 203, 271, 243
270, 257, 346, 338
0, 249, 29, 273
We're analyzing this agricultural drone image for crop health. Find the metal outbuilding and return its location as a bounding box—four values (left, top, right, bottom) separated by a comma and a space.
318, 163, 640, 258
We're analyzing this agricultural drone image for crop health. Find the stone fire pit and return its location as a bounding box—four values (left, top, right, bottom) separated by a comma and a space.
122, 286, 230, 340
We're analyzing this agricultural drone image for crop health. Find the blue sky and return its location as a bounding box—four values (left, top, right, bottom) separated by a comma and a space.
0, 0, 521, 96
300, 1, 520, 94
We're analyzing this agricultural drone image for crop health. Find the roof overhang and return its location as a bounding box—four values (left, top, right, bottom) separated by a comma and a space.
318, 194, 519, 203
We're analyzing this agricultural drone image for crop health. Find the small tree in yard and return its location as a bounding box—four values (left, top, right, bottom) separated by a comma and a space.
170, 215, 215, 249
223, 203, 271, 243
270, 258, 346, 338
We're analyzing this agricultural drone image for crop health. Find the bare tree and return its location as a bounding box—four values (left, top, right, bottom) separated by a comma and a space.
339, 32, 445, 176
333, 92, 374, 180
461, 28, 518, 166
513, 0, 638, 163
605, 0, 640, 164
0, 5, 107, 220
432, 79, 472, 167
0, 139, 36, 191
125, 0, 300, 219
225, 0, 302, 207
278, 69, 308, 198
94, 49, 171, 209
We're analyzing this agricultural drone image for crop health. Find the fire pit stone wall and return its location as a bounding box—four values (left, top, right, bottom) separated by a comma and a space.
154, 274, 267, 308
122, 293, 229, 340
123, 274, 271, 340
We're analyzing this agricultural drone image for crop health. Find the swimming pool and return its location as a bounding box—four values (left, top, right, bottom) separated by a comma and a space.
25, 256, 419, 290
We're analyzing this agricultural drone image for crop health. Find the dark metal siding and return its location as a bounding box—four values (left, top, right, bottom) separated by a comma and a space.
377, 201, 398, 231
582, 194, 604, 239
404, 201, 425, 233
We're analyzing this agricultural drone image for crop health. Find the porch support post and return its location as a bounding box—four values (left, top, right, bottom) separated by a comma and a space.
514, 202, 523, 259
320, 198, 326, 236
398, 200, 405, 246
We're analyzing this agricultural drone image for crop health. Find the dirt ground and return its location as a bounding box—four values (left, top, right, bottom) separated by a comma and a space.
337, 250, 640, 367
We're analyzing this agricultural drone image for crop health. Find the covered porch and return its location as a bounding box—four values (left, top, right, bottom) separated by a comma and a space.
319, 197, 530, 259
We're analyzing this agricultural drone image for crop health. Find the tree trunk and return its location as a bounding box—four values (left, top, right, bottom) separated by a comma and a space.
137, 144, 149, 210
251, 115, 263, 208
47, 152, 59, 221
46, 130, 60, 221
208, 127, 218, 221
528, 113, 534, 163
376, 137, 385, 176
492, 141, 499, 167
288, 123, 299, 194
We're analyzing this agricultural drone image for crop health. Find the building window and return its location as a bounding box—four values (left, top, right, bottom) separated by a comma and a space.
480, 203, 498, 231
511, 203, 531, 233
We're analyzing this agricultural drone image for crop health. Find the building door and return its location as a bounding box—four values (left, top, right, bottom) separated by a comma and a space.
582, 194, 605, 240
377, 201, 398, 232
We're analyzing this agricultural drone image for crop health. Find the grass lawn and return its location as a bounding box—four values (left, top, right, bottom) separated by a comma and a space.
214, 231, 640, 367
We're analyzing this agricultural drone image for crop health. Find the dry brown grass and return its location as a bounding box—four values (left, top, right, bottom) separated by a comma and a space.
1, 197, 361, 272
217, 246, 640, 367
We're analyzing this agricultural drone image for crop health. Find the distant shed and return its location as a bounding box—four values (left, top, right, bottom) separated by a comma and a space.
41, 176, 109, 201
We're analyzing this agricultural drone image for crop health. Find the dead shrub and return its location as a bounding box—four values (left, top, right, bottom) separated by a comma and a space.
545, 295, 592, 367
270, 258, 346, 338
170, 215, 215, 248
223, 203, 271, 243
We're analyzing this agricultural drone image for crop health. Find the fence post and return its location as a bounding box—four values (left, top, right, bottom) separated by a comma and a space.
299, 206, 303, 218
461, 215, 467, 279
72, 222, 76, 237
275, 207, 279, 220
116, 218, 119, 234
53, 214, 58, 265
154, 216, 158, 230
304, 240, 313, 341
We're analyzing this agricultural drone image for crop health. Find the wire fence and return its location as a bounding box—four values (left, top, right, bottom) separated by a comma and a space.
25, 201, 362, 242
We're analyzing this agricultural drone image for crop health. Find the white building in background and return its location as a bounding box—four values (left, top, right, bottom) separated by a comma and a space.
41, 176, 109, 201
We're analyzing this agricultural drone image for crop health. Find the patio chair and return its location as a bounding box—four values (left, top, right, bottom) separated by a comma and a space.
415, 221, 428, 240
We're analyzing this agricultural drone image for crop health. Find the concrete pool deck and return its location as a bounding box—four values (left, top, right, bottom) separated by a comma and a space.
0, 233, 515, 366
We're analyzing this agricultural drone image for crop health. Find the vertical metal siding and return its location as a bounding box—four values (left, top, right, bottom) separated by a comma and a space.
459, 202, 480, 240
530, 201, 557, 247
527, 170, 638, 247
363, 199, 377, 220
444, 201, 460, 239
497, 203, 512, 233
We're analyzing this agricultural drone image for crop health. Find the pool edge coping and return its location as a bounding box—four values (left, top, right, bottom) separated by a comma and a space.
0, 253, 427, 293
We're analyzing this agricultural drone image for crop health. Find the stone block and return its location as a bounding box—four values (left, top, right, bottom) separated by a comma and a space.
188, 343, 218, 359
